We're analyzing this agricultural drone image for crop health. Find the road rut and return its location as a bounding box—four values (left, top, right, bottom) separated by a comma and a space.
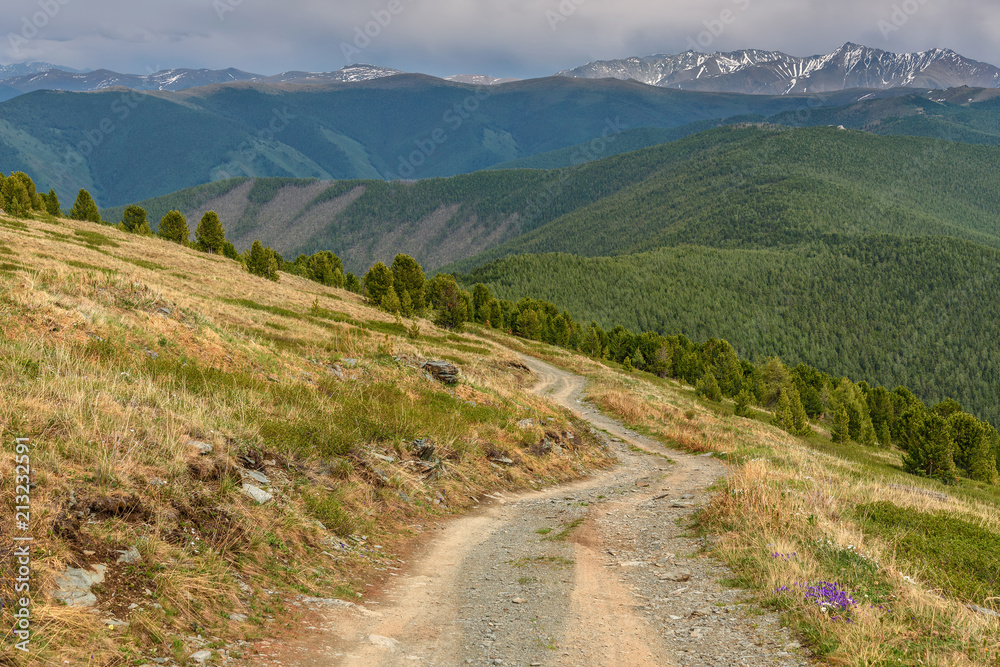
268, 356, 808, 666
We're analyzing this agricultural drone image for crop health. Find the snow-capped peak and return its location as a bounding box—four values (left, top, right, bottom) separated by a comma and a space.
555, 43, 1000, 95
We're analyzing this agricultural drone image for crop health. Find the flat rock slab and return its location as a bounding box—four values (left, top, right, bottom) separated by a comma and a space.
368, 634, 400, 651
242, 484, 273, 504
188, 440, 213, 455
246, 470, 270, 485
52, 565, 107, 607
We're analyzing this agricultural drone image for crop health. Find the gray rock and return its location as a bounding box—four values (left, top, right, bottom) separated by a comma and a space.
968, 604, 1000, 618
369, 634, 399, 651
189, 649, 212, 663
517, 419, 535, 429
241, 484, 273, 504
411, 438, 436, 461
659, 569, 693, 582
343, 358, 359, 368
188, 440, 213, 455
51, 565, 107, 607
245, 470, 269, 485
490, 457, 515, 466
421, 360, 460, 384
116, 546, 142, 564
372, 453, 396, 463
229, 613, 248, 622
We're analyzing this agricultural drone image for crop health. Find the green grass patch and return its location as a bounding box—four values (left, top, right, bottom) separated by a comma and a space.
855, 501, 1000, 604
302, 491, 359, 537
117, 256, 168, 271
535, 527, 552, 535
66, 260, 118, 275
509, 556, 575, 568
0, 218, 29, 231
813, 541, 894, 606
74, 229, 120, 247
547, 518, 584, 541
362, 319, 408, 336
219, 298, 306, 321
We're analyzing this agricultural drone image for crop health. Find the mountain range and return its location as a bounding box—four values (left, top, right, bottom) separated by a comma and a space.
2, 43, 998, 102
0, 64, 403, 100
7, 75, 888, 207
557, 43, 1000, 94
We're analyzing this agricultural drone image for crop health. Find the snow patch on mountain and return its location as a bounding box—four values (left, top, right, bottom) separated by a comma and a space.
556, 43, 1000, 94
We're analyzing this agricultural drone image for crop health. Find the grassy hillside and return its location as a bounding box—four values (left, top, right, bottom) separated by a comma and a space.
1, 76, 841, 208
0, 210, 612, 664
528, 345, 1000, 665
1, 203, 998, 665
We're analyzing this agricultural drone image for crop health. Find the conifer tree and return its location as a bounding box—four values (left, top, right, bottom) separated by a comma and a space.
121, 205, 151, 234
69, 189, 102, 223
345, 272, 362, 294
9, 172, 39, 211
195, 211, 226, 253
832, 404, 850, 444
902, 411, 957, 484
1, 178, 31, 218
947, 412, 998, 483
391, 254, 426, 315
696, 370, 723, 401
773, 389, 795, 432
734, 388, 755, 417
426, 273, 468, 330
246, 240, 279, 281
158, 210, 189, 244
43, 188, 60, 216
788, 385, 812, 436
379, 289, 402, 314
363, 262, 394, 306
400, 290, 414, 317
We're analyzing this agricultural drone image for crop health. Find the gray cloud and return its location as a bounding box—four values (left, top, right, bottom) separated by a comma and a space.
2, 0, 996, 78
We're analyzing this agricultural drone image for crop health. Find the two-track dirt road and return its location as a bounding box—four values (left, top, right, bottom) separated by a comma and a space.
263, 356, 807, 666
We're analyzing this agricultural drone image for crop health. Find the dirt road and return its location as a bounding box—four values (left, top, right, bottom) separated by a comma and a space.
269, 356, 807, 666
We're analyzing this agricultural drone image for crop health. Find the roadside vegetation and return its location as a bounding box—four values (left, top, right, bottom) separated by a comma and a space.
0, 197, 612, 665
512, 344, 1000, 665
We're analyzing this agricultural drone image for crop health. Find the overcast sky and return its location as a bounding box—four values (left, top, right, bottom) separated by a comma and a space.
3, 0, 997, 77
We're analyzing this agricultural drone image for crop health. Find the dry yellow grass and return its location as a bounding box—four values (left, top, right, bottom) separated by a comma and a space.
0, 213, 613, 665
525, 350, 1000, 666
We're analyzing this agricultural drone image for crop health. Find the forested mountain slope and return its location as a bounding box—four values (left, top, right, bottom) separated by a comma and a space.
488, 88, 1000, 171
459, 236, 1000, 424
103, 126, 1000, 275
1, 75, 849, 207
448, 125, 1000, 269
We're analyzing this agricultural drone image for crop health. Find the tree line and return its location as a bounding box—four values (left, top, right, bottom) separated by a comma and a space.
352, 254, 998, 488
6, 172, 996, 487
